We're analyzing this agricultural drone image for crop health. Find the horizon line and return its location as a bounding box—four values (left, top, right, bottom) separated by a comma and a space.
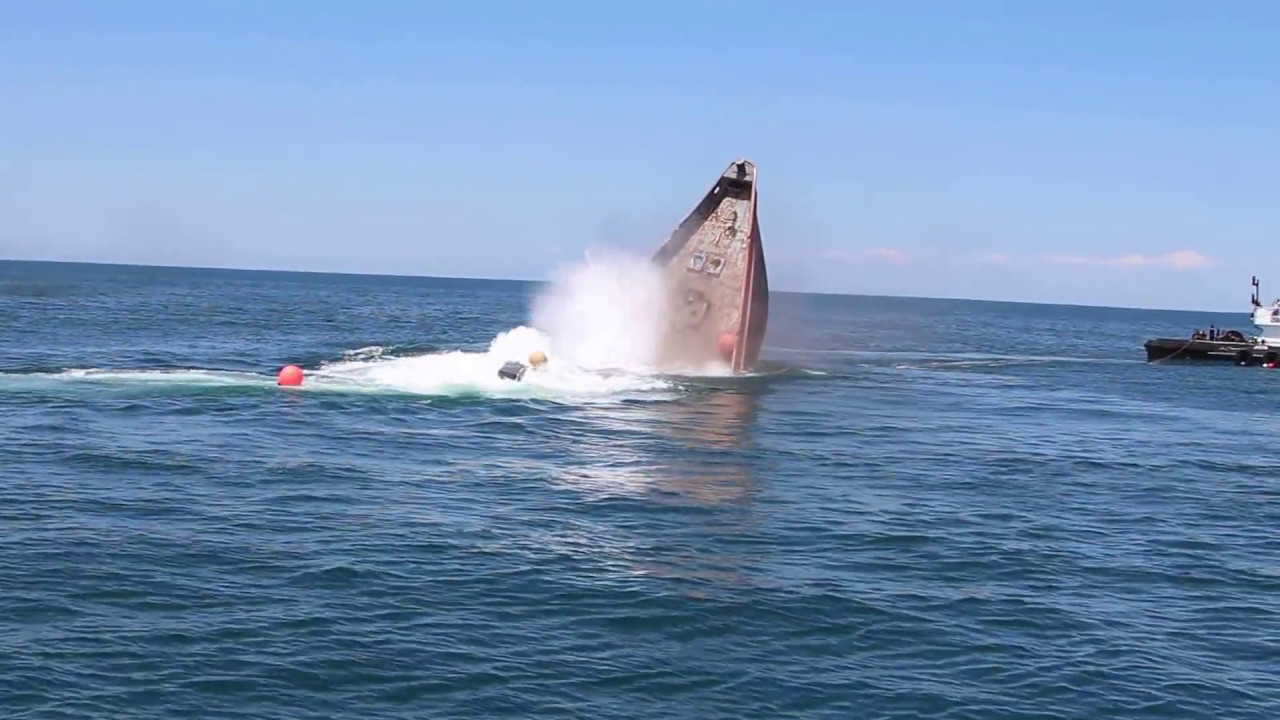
0, 257, 1244, 316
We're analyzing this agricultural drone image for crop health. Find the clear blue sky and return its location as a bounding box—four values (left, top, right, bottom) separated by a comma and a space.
1, 1, 1277, 310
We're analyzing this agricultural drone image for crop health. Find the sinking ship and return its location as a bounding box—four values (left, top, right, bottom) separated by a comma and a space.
651, 159, 769, 373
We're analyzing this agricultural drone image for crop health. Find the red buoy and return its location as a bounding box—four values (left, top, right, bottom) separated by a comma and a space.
277, 365, 304, 386
717, 332, 738, 359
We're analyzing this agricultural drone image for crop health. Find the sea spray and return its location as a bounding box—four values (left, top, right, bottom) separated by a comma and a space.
530, 248, 671, 371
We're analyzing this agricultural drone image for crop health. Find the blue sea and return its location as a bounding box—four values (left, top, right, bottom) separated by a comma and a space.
2, 259, 1277, 719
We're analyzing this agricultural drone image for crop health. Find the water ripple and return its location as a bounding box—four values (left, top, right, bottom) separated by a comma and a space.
3, 263, 1280, 719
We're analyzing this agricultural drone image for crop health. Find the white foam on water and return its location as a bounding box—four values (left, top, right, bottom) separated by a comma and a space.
309, 325, 674, 401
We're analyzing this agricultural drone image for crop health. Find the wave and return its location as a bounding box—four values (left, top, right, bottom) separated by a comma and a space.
0, 327, 679, 403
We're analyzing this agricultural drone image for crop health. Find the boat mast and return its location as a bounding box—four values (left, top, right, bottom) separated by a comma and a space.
1252, 276, 1261, 308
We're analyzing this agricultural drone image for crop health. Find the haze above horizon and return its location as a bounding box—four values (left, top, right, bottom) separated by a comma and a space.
2, 2, 1277, 312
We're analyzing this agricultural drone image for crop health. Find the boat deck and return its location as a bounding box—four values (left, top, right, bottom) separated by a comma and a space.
1144, 337, 1278, 365
1143, 276, 1280, 367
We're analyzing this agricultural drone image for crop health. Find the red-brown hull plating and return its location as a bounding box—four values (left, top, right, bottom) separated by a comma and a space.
651, 159, 769, 373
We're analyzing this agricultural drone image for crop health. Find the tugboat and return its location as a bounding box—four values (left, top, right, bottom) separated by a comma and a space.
1144, 276, 1280, 366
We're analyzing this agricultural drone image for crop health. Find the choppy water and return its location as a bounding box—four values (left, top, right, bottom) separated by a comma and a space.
2, 260, 1277, 719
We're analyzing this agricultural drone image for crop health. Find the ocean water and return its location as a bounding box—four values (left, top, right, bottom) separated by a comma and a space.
1, 259, 1277, 719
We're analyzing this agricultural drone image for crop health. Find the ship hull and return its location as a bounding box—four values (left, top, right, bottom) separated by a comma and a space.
651, 159, 769, 373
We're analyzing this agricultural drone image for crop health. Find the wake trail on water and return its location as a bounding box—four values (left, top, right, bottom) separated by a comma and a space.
1, 250, 742, 401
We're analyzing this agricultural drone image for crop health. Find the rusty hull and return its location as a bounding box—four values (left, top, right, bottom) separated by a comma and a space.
651, 159, 769, 373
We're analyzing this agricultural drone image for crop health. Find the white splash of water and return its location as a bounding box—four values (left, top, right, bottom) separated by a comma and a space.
530, 247, 672, 372
310, 325, 672, 400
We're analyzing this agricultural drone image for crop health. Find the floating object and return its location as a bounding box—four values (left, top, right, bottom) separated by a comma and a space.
717, 332, 737, 359
651, 158, 769, 373
498, 360, 528, 381
1142, 336, 1278, 365
277, 365, 304, 386
1144, 276, 1280, 366
500, 352, 548, 381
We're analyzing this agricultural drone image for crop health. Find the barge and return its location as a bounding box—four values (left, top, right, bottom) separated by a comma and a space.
1144, 276, 1280, 366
